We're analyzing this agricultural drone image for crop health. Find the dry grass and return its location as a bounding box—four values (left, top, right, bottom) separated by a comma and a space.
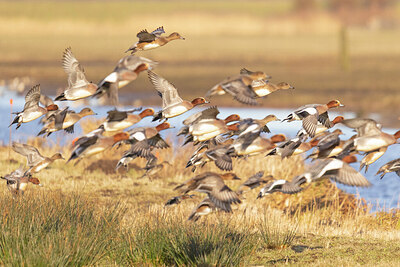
0, 131, 400, 265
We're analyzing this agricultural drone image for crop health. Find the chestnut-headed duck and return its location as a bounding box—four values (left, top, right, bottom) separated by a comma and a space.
205, 68, 270, 101
1, 168, 42, 195
10, 85, 58, 129
38, 107, 96, 136
55, 47, 98, 101
95, 55, 157, 105
125, 26, 184, 54
376, 158, 400, 179
68, 132, 130, 163
102, 108, 153, 132
148, 71, 208, 121
283, 100, 344, 137
188, 197, 216, 222
251, 80, 294, 97
257, 179, 303, 199
232, 133, 287, 157
174, 172, 241, 212
12, 142, 64, 173
290, 155, 371, 189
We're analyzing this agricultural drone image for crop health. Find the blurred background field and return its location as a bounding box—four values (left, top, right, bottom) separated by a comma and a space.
0, 0, 399, 126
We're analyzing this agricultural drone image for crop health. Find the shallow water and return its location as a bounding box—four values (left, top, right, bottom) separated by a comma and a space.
1, 88, 399, 211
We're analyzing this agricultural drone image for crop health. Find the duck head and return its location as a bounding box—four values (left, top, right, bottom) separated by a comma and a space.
79, 108, 97, 117
51, 153, 64, 160
227, 122, 240, 132
156, 122, 173, 132
262, 114, 280, 123
332, 129, 344, 135
394, 130, 400, 141
134, 63, 150, 74
277, 82, 295, 90
332, 116, 345, 125
28, 176, 43, 187
139, 108, 155, 118
326, 100, 344, 108
220, 173, 241, 180
342, 155, 358, 164
113, 132, 130, 143
191, 97, 208, 107
46, 104, 59, 111
167, 32, 185, 40
224, 114, 241, 123
270, 134, 287, 143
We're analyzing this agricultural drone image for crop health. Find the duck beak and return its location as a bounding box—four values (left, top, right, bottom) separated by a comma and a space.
339, 103, 345, 107
265, 75, 272, 79
39, 184, 43, 187
234, 176, 241, 180
290, 86, 295, 89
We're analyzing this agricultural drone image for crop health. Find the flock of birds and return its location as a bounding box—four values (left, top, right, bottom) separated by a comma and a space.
2, 26, 400, 221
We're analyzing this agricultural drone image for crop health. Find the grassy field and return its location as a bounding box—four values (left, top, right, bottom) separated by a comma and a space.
0, 1, 400, 126
0, 136, 400, 266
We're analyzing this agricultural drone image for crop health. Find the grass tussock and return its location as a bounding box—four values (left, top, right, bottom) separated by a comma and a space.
259, 213, 298, 249
119, 215, 256, 266
0, 191, 125, 266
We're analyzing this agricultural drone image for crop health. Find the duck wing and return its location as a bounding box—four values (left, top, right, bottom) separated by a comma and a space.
12, 143, 45, 168
317, 132, 341, 151
183, 106, 220, 126
341, 118, 381, 137
62, 47, 89, 89
206, 148, 233, 171
329, 161, 371, 187
318, 112, 333, 128
148, 70, 183, 108
136, 29, 156, 43
221, 80, 258, 105
106, 109, 128, 122
302, 114, 318, 137
151, 26, 165, 37
23, 85, 41, 111
147, 134, 170, 149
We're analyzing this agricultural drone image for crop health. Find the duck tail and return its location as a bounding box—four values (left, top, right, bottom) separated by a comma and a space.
37, 128, 47, 136
9, 115, 20, 128
152, 111, 163, 122
54, 93, 66, 101
67, 152, 78, 163
282, 113, 293, 122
